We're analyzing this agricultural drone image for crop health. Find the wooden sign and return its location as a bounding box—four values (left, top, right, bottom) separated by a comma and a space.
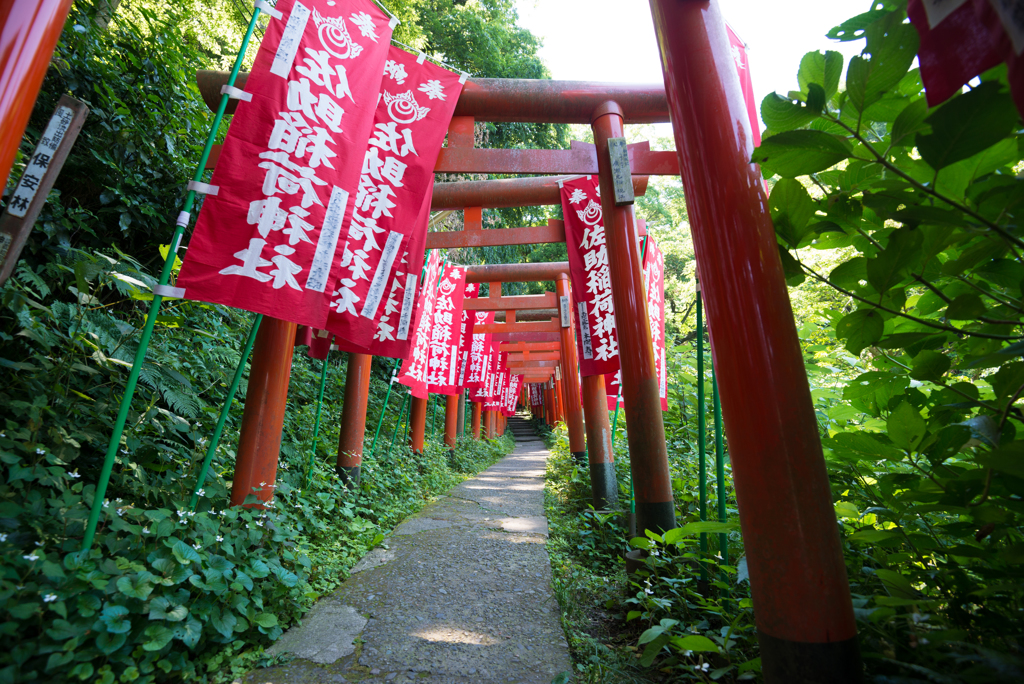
0, 96, 89, 285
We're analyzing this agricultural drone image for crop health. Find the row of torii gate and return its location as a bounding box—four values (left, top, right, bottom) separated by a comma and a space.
194, 4, 854, 682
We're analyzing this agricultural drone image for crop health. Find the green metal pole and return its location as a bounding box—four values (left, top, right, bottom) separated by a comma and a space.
304, 357, 331, 486
189, 313, 262, 510
368, 360, 401, 457
386, 393, 410, 457
713, 366, 728, 588
696, 280, 708, 583
83, 11, 265, 550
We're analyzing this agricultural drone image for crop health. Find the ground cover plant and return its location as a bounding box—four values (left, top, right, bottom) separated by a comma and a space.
544, 1, 1024, 681
0, 1, 527, 681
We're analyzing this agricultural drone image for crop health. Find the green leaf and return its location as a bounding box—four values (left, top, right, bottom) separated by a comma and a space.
142, 624, 175, 652
825, 432, 904, 462
834, 501, 860, 519
761, 93, 818, 133
99, 604, 131, 634
752, 130, 853, 178
640, 634, 670, 667
211, 608, 238, 638
253, 613, 278, 628
910, 350, 950, 383
769, 179, 815, 248
171, 539, 201, 565
116, 572, 155, 600
887, 401, 927, 451
845, 16, 919, 112
148, 597, 188, 622
917, 82, 1018, 170
836, 309, 883, 355
678, 521, 739, 535
977, 441, 1024, 479
991, 362, 1024, 403
798, 50, 843, 101
669, 635, 720, 653
829, 257, 867, 291
177, 617, 203, 649
847, 529, 904, 545
890, 98, 929, 147
865, 228, 922, 293
874, 568, 917, 600
945, 294, 986, 321
94, 631, 126, 656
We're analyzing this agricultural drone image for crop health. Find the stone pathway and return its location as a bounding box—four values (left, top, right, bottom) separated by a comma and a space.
248, 416, 572, 684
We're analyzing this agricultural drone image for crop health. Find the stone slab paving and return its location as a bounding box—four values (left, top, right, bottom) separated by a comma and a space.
248, 419, 571, 684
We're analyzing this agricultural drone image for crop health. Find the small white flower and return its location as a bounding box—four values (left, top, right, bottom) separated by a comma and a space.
696, 662, 710, 672
115, 508, 124, 517
259, 482, 266, 487
176, 510, 185, 518
42, 594, 58, 603
256, 520, 264, 527
196, 489, 205, 497
142, 527, 149, 534
644, 587, 654, 595
35, 447, 44, 455
115, 498, 123, 503
102, 499, 110, 508
68, 470, 80, 479
216, 535, 224, 542
682, 649, 693, 657
34, 541, 43, 547
0, 533, 8, 542
193, 543, 202, 551
23, 554, 39, 562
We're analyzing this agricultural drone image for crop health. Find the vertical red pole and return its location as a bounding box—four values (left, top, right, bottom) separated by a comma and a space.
336, 353, 372, 486
471, 401, 482, 439
581, 374, 617, 509
0, 0, 75, 187
544, 386, 555, 426
647, 0, 859, 679
592, 102, 675, 535
556, 274, 587, 464
230, 317, 296, 507
444, 394, 458, 454
561, 274, 585, 462
409, 396, 427, 454
554, 367, 566, 424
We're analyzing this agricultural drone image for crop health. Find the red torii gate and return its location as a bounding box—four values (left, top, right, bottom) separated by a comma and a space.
192, 4, 862, 678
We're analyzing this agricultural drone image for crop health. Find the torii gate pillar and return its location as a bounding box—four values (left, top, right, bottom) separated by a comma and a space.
592, 102, 675, 535
555, 275, 586, 465
648, 0, 859, 679
409, 396, 428, 454
336, 353, 372, 487
581, 374, 616, 509
471, 401, 482, 439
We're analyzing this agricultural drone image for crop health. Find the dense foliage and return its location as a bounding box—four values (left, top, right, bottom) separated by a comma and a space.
544, 2, 1024, 682
0, 1, 527, 681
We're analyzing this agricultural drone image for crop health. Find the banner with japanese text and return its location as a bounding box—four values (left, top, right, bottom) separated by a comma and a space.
604, 236, 667, 411
484, 368, 507, 411
529, 383, 542, 407
332, 190, 431, 359
502, 374, 522, 416
426, 264, 468, 395
324, 46, 465, 345
177, 0, 394, 326
560, 175, 619, 377
465, 309, 494, 396
454, 282, 479, 389
395, 251, 441, 398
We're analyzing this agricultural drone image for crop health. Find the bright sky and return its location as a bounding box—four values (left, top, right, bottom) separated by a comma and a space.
514, 0, 869, 134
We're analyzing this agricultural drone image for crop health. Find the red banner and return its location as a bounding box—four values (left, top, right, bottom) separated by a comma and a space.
177, 0, 394, 326
605, 236, 667, 411
324, 46, 465, 345
561, 175, 619, 377
426, 264, 468, 395
395, 251, 441, 398
454, 282, 479, 389
502, 374, 522, 416
529, 383, 542, 407
465, 309, 495, 395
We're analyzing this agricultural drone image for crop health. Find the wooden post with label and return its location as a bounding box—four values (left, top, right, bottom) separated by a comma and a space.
0, 96, 88, 285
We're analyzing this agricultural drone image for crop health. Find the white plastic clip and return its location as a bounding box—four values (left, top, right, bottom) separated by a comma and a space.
187, 181, 219, 196
417, 51, 427, 64
254, 0, 283, 20
220, 85, 253, 102
172, 233, 183, 253
389, 15, 399, 28
459, 71, 469, 84
154, 285, 186, 299
175, 211, 190, 228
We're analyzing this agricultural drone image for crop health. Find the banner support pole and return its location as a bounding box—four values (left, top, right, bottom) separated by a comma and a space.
368, 360, 401, 457
305, 356, 331, 486
713, 366, 728, 593
696, 280, 708, 584
83, 8, 265, 550
190, 313, 263, 511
